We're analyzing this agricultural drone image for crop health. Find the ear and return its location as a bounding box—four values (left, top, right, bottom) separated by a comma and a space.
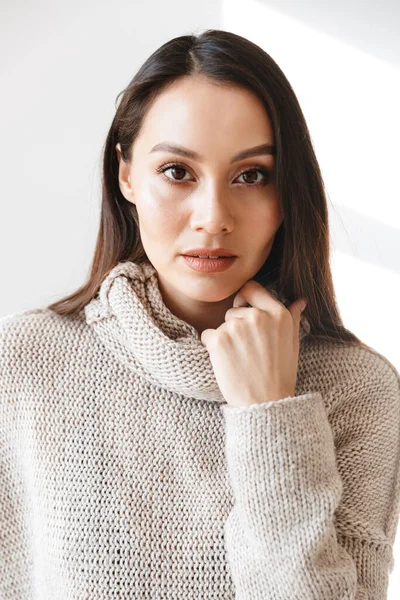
115, 143, 135, 204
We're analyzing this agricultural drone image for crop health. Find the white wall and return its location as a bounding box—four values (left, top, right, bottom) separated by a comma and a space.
1, 1, 399, 594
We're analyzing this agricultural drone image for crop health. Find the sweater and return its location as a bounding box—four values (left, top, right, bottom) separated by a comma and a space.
1, 258, 400, 600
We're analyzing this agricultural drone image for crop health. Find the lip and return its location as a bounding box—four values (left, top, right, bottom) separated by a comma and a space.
181, 247, 237, 257
182, 255, 237, 273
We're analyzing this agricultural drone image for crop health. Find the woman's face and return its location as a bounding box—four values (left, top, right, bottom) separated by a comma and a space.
116, 74, 283, 331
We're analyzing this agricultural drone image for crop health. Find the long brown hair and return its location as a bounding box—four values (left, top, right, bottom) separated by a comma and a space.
47, 28, 366, 347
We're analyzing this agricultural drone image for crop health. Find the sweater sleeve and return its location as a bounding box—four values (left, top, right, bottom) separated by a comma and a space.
220, 361, 400, 600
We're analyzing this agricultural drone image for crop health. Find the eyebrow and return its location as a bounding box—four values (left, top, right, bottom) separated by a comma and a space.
149, 141, 276, 163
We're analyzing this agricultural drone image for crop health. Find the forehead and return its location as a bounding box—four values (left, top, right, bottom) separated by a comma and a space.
136, 75, 274, 151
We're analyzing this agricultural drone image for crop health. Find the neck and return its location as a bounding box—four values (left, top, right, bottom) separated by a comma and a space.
156, 273, 238, 336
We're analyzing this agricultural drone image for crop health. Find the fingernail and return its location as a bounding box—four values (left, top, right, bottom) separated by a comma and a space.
300, 299, 307, 312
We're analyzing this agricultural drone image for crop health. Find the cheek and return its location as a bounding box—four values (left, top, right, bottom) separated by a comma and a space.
137, 182, 181, 237
246, 194, 282, 232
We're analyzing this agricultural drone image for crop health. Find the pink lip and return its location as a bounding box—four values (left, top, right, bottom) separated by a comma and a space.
181, 247, 237, 257
182, 255, 237, 273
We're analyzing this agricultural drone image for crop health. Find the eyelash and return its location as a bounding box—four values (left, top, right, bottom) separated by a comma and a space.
155, 162, 272, 188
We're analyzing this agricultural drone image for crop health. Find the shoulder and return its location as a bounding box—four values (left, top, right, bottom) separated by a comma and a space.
298, 338, 400, 413
0, 308, 90, 387
0, 308, 50, 360
1, 307, 85, 351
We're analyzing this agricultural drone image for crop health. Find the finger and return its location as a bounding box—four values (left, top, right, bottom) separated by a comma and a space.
224, 306, 250, 322
233, 280, 286, 313
288, 297, 307, 318
287, 298, 307, 335
200, 328, 214, 346
232, 291, 251, 308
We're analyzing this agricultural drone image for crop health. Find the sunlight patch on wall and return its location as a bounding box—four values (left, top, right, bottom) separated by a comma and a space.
332, 251, 399, 365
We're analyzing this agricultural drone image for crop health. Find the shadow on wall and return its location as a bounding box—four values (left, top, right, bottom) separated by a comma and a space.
331, 204, 400, 275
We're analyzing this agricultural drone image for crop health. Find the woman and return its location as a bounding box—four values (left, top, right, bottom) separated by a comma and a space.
1, 28, 399, 599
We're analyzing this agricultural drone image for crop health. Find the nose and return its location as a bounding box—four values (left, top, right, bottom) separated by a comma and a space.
190, 183, 234, 234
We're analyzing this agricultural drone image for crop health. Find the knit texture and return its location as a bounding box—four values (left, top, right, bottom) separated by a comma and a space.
1, 258, 400, 599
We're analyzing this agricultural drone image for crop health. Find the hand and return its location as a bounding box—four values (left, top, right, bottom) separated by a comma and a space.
200, 280, 307, 408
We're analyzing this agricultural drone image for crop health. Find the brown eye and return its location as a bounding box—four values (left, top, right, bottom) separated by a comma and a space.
155, 163, 193, 183
240, 170, 259, 184
167, 166, 187, 181
236, 168, 271, 186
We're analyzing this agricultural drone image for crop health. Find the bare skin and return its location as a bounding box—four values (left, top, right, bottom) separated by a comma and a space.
116, 74, 283, 336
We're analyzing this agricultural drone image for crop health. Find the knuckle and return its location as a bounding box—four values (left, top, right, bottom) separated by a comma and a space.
227, 318, 242, 332
249, 307, 263, 323
216, 326, 232, 343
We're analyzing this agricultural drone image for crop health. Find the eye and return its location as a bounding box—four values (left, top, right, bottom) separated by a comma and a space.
235, 167, 271, 187
156, 163, 194, 184
155, 162, 272, 188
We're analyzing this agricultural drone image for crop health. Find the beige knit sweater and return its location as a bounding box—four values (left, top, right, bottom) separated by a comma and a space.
1, 259, 400, 600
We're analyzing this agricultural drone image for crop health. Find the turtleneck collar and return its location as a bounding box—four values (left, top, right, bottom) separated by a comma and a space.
84, 259, 310, 404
